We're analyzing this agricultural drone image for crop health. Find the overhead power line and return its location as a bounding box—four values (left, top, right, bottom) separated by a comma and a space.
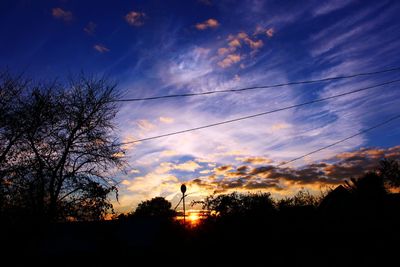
120, 78, 400, 145
115, 66, 400, 102
278, 114, 400, 167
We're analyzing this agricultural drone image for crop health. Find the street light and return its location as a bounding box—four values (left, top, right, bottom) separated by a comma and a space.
181, 184, 186, 224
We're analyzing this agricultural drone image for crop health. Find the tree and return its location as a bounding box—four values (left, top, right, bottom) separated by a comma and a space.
197, 192, 275, 217
133, 197, 176, 218
0, 71, 125, 221
344, 172, 387, 198
378, 158, 400, 188
277, 189, 321, 210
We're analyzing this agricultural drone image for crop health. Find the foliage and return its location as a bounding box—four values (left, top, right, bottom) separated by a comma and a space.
132, 197, 176, 218
379, 158, 400, 188
277, 189, 322, 210
0, 71, 125, 221
344, 172, 387, 198
196, 192, 275, 217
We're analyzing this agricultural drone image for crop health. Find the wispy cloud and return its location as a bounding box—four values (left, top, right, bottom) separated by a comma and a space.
313, 0, 354, 16
136, 119, 156, 131
93, 44, 110, 53
52, 7, 73, 22
111, 1, 400, 212
125, 11, 146, 27
84, 21, 96, 35
159, 116, 174, 123
195, 18, 219, 30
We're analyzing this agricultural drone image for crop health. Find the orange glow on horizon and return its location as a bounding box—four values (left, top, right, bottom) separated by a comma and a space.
175, 210, 210, 227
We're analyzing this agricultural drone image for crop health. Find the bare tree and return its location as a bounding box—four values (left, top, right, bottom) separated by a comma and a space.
0, 71, 125, 221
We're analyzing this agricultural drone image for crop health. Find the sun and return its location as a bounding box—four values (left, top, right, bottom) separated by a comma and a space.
188, 212, 199, 223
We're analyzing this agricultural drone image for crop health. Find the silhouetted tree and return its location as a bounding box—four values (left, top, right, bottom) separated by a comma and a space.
379, 158, 400, 188
133, 197, 176, 218
0, 71, 125, 221
277, 189, 321, 210
197, 192, 275, 217
344, 172, 387, 198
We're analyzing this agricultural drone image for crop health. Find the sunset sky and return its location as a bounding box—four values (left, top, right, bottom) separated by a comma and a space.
1, 0, 400, 212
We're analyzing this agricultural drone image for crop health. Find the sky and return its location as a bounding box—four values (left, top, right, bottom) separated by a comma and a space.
1, 0, 400, 212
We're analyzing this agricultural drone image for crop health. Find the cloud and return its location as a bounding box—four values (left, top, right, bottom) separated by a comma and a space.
129, 169, 140, 174
271, 123, 290, 132
189, 146, 400, 195
244, 38, 264, 50
193, 47, 211, 57
121, 180, 131, 185
159, 116, 174, 123
214, 165, 233, 175
121, 135, 141, 150
218, 47, 229, 56
93, 44, 110, 53
228, 39, 241, 48
173, 160, 202, 172
236, 156, 273, 165
217, 54, 241, 68
112, 1, 400, 211
52, 7, 73, 22
125, 11, 146, 27
195, 18, 219, 30
84, 21, 96, 35
313, 0, 354, 16
136, 119, 156, 131
266, 28, 274, 37
216, 30, 265, 68
160, 150, 179, 157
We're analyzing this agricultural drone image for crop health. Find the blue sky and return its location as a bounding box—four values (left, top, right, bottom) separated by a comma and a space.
1, 0, 400, 211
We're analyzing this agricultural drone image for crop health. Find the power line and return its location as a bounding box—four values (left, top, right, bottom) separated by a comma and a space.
278, 114, 400, 167
115, 66, 400, 102
120, 78, 400, 145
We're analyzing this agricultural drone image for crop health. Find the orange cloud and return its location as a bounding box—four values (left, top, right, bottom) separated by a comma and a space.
237, 32, 248, 39
160, 150, 179, 157
195, 18, 219, 30
271, 123, 291, 132
218, 47, 229, 56
52, 8, 73, 22
266, 28, 274, 37
93, 44, 110, 53
173, 161, 201, 172
125, 11, 146, 27
136, 119, 156, 131
244, 38, 264, 50
217, 54, 241, 68
228, 39, 241, 48
190, 146, 400, 196
236, 156, 273, 165
121, 135, 141, 150
159, 116, 174, 123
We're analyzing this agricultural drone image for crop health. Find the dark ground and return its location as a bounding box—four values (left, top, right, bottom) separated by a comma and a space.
2, 215, 399, 266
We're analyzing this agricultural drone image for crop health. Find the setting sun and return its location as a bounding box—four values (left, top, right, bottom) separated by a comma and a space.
175, 210, 210, 226
188, 212, 199, 223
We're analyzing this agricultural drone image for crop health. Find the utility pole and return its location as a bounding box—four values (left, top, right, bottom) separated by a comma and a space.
180, 184, 186, 224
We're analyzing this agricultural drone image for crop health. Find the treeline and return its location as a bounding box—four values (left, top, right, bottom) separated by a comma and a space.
120, 158, 400, 223
103, 159, 400, 266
